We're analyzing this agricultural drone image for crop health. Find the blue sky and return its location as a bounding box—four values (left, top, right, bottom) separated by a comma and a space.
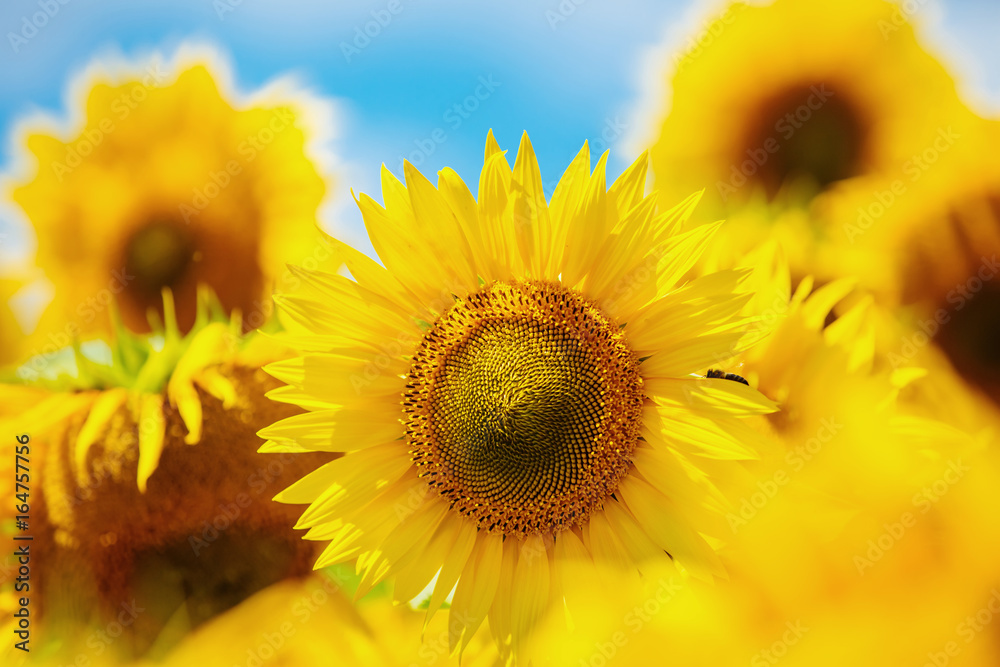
1, 0, 997, 257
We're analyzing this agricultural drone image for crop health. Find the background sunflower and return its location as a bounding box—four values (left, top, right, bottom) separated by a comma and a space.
9, 54, 329, 352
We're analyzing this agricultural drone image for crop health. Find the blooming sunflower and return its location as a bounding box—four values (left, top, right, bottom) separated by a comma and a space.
10, 54, 328, 348
263, 131, 777, 659
4, 296, 333, 661
647, 0, 981, 219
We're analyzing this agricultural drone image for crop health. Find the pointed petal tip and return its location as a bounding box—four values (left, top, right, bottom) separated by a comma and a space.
484, 129, 503, 159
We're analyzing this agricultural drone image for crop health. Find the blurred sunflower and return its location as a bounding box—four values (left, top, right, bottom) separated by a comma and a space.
649, 0, 980, 219
870, 126, 1000, 412
263, 131, 778, 660
0, 382, 58, 667
716, 261, 1000, 666
10, 57, 328, 345
2, 296, 333, 662
16, 572, 504, 667
527, 258, 1000, 666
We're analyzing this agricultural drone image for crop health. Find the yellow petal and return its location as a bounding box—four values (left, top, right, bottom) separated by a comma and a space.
393, 512, 464, 603
801, 277, 856, 330
547, 142, 591, 277
425, 517, 478, 624
487, 536, 519, 653
562, 151, 610, 288
510, 132, 551, 276
608, 150, 650, 216
510, 534, 551, 655
449, 531, 504, 655
617, 475, 724, 582
75, 388, 128, 474
639, 331, 749, 378
136, 393, 166, 492
646, 376, 778, 416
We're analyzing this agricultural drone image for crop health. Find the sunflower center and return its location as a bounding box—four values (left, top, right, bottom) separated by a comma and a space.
935, 283, 1000, 403
404, 281, 643, 537
746, 82, 866, 196
123, 220, 196, 297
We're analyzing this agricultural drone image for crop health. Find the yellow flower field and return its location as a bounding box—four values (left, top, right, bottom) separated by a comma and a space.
1, 2, 998, 665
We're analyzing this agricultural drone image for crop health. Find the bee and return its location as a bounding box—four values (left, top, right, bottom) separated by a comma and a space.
705, 368, 749, 386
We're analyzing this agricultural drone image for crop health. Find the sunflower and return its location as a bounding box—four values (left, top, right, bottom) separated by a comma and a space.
648, 0, 981, 220
0, 381, 58, 667
526, 266, 1000, 666
4, 297, 334, 662
18, 572, 504, 667
713, 265, 1000, 665
10, 55, 328, 348
263, 131, 777, 660
858, 123, 1000, 415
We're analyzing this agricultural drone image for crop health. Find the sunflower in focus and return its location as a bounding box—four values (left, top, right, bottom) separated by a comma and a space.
263, 131, 778, 660
649, 0, 981, 221
1, 297, 333, 663
11, 56, 327, 349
